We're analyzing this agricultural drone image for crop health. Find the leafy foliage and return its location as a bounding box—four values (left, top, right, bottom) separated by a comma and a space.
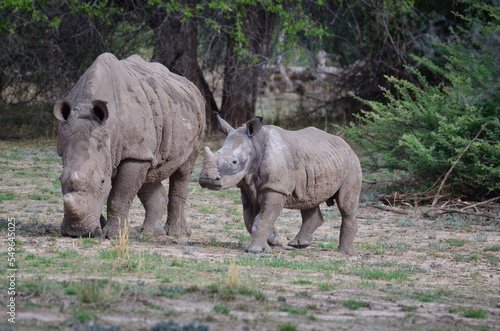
341, 4, 500, 198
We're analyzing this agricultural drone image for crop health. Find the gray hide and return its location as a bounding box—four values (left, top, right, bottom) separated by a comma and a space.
54, 53, 205, 238
199, 115, 361, 255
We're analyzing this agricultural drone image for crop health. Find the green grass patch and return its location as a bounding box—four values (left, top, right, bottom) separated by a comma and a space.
278, 322, 297, 331
0, 190, 16, 203
28, 193, 50, 201
213, 304, 230, 314
280, 305, 308, 315
293, 279, 313, 285
317, 242, 337, 250
445, 239, 467, 247
415, 289, 451, 303
343, 300, 370, 310
199, 206, 220, 214
461, 309, 488, 319
483, 245, 500, 252
57, 250, 80, 258
357, 267, 408, 281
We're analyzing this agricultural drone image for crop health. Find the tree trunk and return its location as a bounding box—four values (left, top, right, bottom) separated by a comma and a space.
220, 5, 278, 127
152, 14, 219, 132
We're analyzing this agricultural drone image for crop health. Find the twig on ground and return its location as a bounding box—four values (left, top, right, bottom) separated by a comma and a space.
423, 207, 499, 219
371, 204, 414, 215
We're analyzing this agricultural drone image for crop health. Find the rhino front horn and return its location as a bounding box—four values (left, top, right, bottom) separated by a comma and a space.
63, 193, 77, 216
199, 147, 222, 190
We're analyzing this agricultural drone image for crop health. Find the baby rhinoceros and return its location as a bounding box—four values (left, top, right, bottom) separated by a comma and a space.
199, 114, 362, 255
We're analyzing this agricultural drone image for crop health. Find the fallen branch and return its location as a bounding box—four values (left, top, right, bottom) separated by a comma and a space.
461, 196, 500, 210
432, 122, 488, 206
423, 207, 499, 219
371, 204, 414, 215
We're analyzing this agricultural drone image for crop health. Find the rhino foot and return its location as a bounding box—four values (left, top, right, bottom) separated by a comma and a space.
102, 224, 127, 239
337, 246, 357, 256
244, 240, 272, 253
267, 227, 279, 246
288, 235, 314, 249
131, 225, 167, 236
164, 223, 192, 237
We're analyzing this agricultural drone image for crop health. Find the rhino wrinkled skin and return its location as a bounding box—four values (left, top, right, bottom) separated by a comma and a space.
199, 114, 362, 255
54, 53, 205, 238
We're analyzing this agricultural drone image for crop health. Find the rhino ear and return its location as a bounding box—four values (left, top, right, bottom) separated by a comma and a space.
246, 117, 263, 137
54, 99, 71, 122
91, 100, 109, 124
215, 112, 235, 135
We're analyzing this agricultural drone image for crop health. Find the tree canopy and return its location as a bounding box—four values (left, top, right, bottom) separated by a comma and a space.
1, 0, 498, 198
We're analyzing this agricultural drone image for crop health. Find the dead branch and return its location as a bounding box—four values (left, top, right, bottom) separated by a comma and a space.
423, 208, 499, 219
371, 204, 414, 215
461, 196, 500, 210
432, 122, 488, 206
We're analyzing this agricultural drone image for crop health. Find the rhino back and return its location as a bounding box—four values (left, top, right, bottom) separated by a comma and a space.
66, 53, 205, 170
258, 126, 359, 208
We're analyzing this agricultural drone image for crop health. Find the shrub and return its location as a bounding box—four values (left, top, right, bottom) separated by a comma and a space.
340, 4, 499, 199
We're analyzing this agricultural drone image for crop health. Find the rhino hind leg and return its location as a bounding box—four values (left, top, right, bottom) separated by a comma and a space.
288, 206, 324, 248
132, 182, 168, 236
335, 175, 361, 256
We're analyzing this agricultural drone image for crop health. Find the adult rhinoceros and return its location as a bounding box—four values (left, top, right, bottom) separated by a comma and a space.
199, 114, 361, 255
54, 53, 205, 238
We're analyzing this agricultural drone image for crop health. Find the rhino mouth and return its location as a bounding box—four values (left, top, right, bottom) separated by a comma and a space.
60, 215, 106, 238
60, 220, 102, 238
199, 177, 222, 191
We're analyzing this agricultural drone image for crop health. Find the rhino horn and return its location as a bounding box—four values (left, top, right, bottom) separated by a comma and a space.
63, 193, 78, 218
199, 147, 222, 190
215, 113, 235, 135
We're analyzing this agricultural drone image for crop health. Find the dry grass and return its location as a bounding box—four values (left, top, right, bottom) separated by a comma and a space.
227, 260, 239, 289
112, 218, 130, 257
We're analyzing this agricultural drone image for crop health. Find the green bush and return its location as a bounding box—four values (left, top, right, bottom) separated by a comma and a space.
341, 4, 499, 198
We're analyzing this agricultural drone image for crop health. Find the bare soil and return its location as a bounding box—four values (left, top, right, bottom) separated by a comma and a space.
0, 139, 499, 331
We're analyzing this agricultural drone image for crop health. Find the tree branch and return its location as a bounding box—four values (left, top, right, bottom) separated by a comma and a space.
432, 122, 488, 206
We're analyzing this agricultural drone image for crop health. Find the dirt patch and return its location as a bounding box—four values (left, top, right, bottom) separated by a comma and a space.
1, 139, 499, 331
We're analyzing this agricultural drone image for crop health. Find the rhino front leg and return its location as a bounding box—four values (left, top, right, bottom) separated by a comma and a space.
103, 160, 149, 239
244, 191, 285, 253
133, 182, 168, 236
241, 189, 278, 246
288, 206, 324, 248
164, 155, 197, 236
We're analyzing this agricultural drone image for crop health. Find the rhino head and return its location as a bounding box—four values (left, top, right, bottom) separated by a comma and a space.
199, 114, 262, 190
54, 99, 113, 237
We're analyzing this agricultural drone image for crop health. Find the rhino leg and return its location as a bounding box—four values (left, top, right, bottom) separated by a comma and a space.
241, 189, 278, 246
288, 206, 324, 248
336, 174, 361, 256
244, 191, 285, 253
164, 153, 197, 236
132, 182, 168, 236
103, 160, 149, 239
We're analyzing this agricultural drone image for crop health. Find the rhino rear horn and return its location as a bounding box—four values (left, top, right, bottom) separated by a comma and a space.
215, 112, 235, 135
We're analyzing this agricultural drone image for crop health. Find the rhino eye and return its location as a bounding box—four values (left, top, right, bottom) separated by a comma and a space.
232, 160, 237, 164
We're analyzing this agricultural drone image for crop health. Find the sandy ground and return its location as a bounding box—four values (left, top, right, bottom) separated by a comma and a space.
0, 139, 499, 330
